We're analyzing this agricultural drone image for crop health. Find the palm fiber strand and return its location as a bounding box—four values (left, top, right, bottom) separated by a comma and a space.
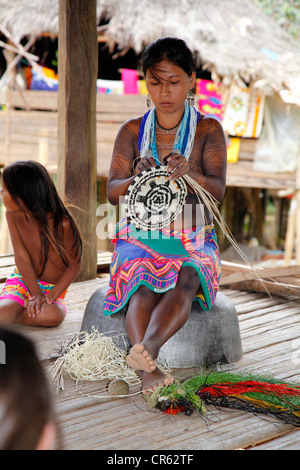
155, 370, 300, 425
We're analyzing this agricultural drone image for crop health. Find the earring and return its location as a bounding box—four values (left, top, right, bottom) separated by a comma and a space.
187, 89, 194, 106
147, 94, 152, 108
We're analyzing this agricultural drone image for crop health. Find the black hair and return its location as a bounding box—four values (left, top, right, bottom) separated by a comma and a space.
140, 37, 196, 78
1, 160, 82, 276
0, 328, 53, 449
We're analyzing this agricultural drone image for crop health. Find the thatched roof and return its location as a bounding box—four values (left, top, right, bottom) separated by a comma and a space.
0, 0, 110, 40
1, 0, 300, 93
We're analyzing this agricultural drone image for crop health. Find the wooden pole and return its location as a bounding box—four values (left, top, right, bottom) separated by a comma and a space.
57, 0, 98, 281
295, 146, 300, 265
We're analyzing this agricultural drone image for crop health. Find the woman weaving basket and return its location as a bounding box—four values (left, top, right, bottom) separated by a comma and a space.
105, 37, 227, 393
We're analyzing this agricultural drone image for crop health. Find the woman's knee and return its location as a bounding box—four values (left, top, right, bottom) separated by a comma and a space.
176, 267, 200, 295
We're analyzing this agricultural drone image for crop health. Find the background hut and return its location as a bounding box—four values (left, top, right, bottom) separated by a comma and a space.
1, 0, 300, 92
98, 0, 300, 94
1, 0, 300, 276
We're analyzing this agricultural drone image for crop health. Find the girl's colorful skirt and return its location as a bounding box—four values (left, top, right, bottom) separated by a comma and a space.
104, 218, 221, 316
0, 268, 67, 312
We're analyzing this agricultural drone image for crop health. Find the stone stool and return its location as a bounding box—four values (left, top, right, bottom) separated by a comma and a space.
80, 284, 243, 368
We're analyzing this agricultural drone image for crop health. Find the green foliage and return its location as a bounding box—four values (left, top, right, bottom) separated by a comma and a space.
254, 0, 300, 41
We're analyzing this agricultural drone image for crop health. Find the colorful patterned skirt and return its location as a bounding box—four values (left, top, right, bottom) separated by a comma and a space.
0, 268, 67, 312
104, 218, 221, 315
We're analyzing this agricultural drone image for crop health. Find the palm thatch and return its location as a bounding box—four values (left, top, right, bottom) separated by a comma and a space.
0, 0, 58, 41
101, 0, 300, 93
0, 0, 111, 41
0, 0, 300, 93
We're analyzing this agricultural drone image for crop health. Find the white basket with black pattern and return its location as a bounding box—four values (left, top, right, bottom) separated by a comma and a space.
125, 165, 187, 231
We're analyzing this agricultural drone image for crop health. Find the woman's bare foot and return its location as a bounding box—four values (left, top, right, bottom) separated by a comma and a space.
127, 343, 156, 373
139, 369, 173, 395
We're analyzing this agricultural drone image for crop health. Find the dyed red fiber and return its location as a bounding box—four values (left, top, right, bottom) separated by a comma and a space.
198, 381, 300, 398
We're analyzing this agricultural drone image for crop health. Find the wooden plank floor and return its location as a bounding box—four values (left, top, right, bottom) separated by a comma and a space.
5, 276, 300, 450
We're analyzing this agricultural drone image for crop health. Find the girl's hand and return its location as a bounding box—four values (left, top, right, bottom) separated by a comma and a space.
46, 291, 57, 305
134, 155, 157, 175
26, 294, 47, 318
166, 152, 189, 180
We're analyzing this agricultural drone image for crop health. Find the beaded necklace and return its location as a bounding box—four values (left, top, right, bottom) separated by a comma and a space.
155, 115, 183, 134
138, 103, 200, 165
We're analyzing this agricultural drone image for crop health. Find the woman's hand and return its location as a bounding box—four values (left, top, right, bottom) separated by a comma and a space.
166, 152, 189, 180
26, 293, 47, 318
134, 152, 189, 180
134, 154, 157, 175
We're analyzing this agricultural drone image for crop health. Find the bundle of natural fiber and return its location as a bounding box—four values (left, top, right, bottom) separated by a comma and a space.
48, 328, 141, 393
183, 174, 257, 270
152, 369, 300, 426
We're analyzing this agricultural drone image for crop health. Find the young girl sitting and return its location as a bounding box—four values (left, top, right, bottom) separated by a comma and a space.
0, 160, 82, 327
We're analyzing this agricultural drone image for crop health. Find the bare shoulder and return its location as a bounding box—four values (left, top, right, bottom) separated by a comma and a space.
112, 116, 144, 166
5, 209, 23, 220
197, 114, 224, 132
5, 210, 28, 226
195, 115, 225, 144
116, 116, 143, 140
